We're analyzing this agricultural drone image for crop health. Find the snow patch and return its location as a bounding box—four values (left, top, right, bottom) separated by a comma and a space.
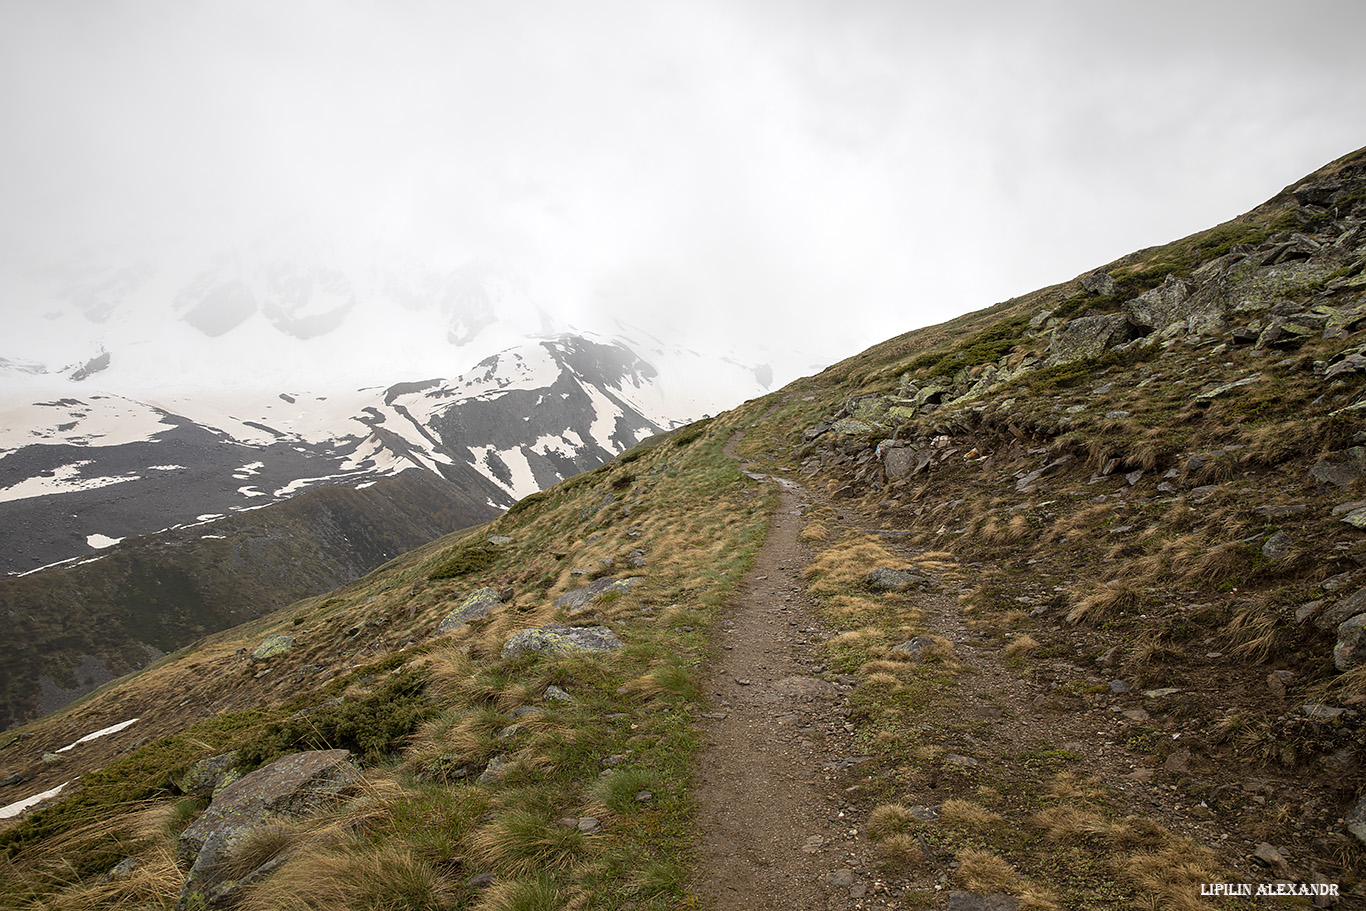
0, 463, 140, 503
237, 486, 266, 498
0, 782, 69, 820
56, 717, 139, 752
86, 534, 122, 549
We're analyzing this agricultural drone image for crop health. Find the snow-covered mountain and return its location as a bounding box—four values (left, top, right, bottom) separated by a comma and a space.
0, 246, 793, 575
0, 332, 723, 576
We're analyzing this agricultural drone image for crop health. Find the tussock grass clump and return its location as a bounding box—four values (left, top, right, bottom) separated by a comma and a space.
1117, 842, 1225, 911
428, 543, 498, 581
875, 832, 926, 872
823, 594, 890, 624
1180, 540, 1256, 587
621, 659, 700, 703
240, 842, 453, 911
1042, 503, 1112, 545
221, 821, 298, 881
803, 534, 900, 596
1065, 582, 1139, 626
1002, 634, 1039, 659
588, 767, 661, 815
468, 809, 587, 877
470, 874, 561, 911
954, 847, 1019, 892
866, 803, 920, 840
1224, 600, 1284, 664
1031, 804, 1123, 843
939, 798, 1004, 832
978, 514, 1033, 546
798, 520, 829, 544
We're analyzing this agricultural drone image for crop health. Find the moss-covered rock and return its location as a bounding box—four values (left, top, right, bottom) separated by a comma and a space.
436, 587, 503, 633
501, 624, 623, 660
250, 635, 295, 661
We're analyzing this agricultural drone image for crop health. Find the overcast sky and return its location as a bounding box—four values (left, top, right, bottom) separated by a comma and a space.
2, 0, 1365, 383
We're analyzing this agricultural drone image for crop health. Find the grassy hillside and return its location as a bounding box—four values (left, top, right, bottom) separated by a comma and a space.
2, 146, 1366, 909
0, 411, 777, 909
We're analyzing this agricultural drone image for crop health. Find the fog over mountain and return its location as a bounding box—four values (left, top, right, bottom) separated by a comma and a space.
3, 1, 1365, 396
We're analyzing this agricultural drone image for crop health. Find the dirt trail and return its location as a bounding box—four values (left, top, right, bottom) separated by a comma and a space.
693, 430, 879, 910
694, 420, 1343, 909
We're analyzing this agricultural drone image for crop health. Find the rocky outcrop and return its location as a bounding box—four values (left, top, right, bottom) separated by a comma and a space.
1049, 314, 1134, 364
250, 635, 295, 662
176, 749, 361, 910
502, 624, 624, 660
553, 577, 642, 611
1333, 613, 1366, 670
867, 567, 927, 591
437, 587, 503, 633
174, 752, 240, 800
1124, 276, 1193, 331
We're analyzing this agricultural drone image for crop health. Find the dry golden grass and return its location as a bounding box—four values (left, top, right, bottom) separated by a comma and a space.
803, 534, 900, 595
1224, 600, 1282, 664
1002, 634, 1039, 658
1117, 842, 1224, 911
1180, 540, 1254, 586
977, 514, 1033, 545
828, 627, 886, 649
958, 586, 995, 614
939, 798, 1004, 832
866, 803, 919, 839
1043, 503, 1112, 544
1065, 582, 1139, 626
824, 594, 894, 624
1031, 805, 1124, 842
469, 874, 561, 911
874, 833, 925, 872
220, 821, 298, 881
240, 842, 453, 911
954, 848, 1018, 892
798, 521, 829, 544
858, 659, 915, 677
411, 646, 478, 700
1332, 664, 1366, 702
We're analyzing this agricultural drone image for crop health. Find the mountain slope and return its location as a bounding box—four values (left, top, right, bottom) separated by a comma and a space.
0, 469, 497, 730
3, 147, 1366, 909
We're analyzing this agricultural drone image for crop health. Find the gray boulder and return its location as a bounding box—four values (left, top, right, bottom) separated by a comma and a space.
250, 635, 295, 661
890, 637, 937, 660
502, 624, 624, 660
1049, 313, 1132, 364
437, 587, 503, 633
867, 567, 927, 592
177, 750, 360, 910
1080, 270, 1115, 296
1334, 613, 1366, 671
1261, 531, 1295, 561
1348, 794, 1366, 847
553, 577, 642, 611
1124, 275, 1194, 332
1310, 447, 1366, 487
175, 752, 240, 800
947, 892, 1019, 911
1315, 591, 1366, 634
830, 417, 877, 435
884, 448, 933, 480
